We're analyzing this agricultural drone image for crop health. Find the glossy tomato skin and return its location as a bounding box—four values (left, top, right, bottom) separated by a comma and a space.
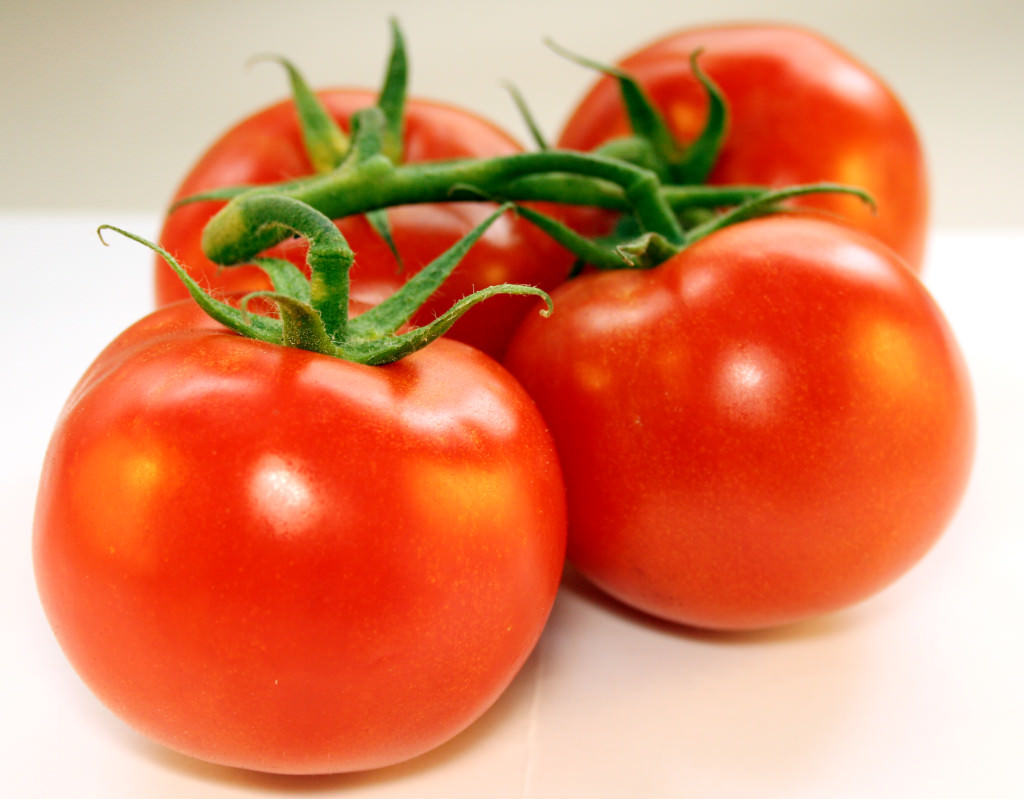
156, 90, 572, 359
33, 300, 566, 774
505, 217, 972, 630
558, 24, 929, 270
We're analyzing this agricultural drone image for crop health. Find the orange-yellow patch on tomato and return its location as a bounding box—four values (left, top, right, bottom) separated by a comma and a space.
72, 431, 183, 567
573, 360, 612, 394
668, 102, 705, 142
853, 317, 926, 400
409, 461, 526, 539
835, 149, 873, 190
476, 261, 510, 286
828, 149, 880, 220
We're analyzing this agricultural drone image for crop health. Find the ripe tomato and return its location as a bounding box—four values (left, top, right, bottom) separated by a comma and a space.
156, 89, 572, 359
505, 216, 973, 630
558, 24, 929, 270
33, 298, 566, 774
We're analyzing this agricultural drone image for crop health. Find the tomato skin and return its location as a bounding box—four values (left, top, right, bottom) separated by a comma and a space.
505, 216, 972, 630
558, 24, 929, 270
33, 300, 566, 774
156, 90, 572, 359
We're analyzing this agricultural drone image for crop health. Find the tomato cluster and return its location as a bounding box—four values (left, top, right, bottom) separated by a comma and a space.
33, 21, 973, 777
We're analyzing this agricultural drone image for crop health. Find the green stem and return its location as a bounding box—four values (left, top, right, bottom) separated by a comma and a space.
512, 203, 630, 270
670, 50, 728, 184
256, 55, 349, 172
99, 225, 285, 345
220, 194, 354, 341
624, 170, 685, 243
243, 291, 335, 353
176, 175, 766, 217
345, 284, 550, 365
664, 184, 764, 209
684, 182, 877, 246
347, 203, 514, 339
504, 81, 549, 150
489, 173, 627, 208
546, 38, 680, 180
204, 150, 683, 265
376, 18, 408, 163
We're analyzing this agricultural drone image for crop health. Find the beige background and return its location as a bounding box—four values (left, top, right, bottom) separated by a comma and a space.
2, 0, 1021, 227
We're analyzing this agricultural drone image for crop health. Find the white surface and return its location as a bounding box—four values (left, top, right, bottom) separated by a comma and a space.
2, 215, 1023, 797
2, 1, 1023, 228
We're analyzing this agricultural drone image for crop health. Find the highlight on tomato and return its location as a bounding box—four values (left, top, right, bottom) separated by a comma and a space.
505, 215, 974, 631
155, 22, 573, 360
34, 201, 566, 774
556, 23, 930, 270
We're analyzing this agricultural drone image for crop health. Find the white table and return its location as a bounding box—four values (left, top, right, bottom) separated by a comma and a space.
3, 214, 1021, 797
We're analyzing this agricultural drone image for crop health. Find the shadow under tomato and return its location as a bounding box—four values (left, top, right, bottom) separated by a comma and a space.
526, 565, 885, 796
128, 567, 875, 790
558, 561, 873, 645
129, 647, 543, 792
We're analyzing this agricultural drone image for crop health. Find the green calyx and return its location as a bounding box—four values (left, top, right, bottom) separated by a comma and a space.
100, 198, 550, 366
546, 41, 727, 186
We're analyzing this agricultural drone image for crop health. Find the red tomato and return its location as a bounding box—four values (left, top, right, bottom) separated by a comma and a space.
505, 216, 973, 630
156, 89, 573, 359
558, 24, 929, 270
33, 298, 566, 773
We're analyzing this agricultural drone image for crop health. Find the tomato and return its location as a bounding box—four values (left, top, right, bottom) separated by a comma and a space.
156, 89, 573, 359
558, 24, 929, 270
33, 298, 566, 774
505, 216, 973, 630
